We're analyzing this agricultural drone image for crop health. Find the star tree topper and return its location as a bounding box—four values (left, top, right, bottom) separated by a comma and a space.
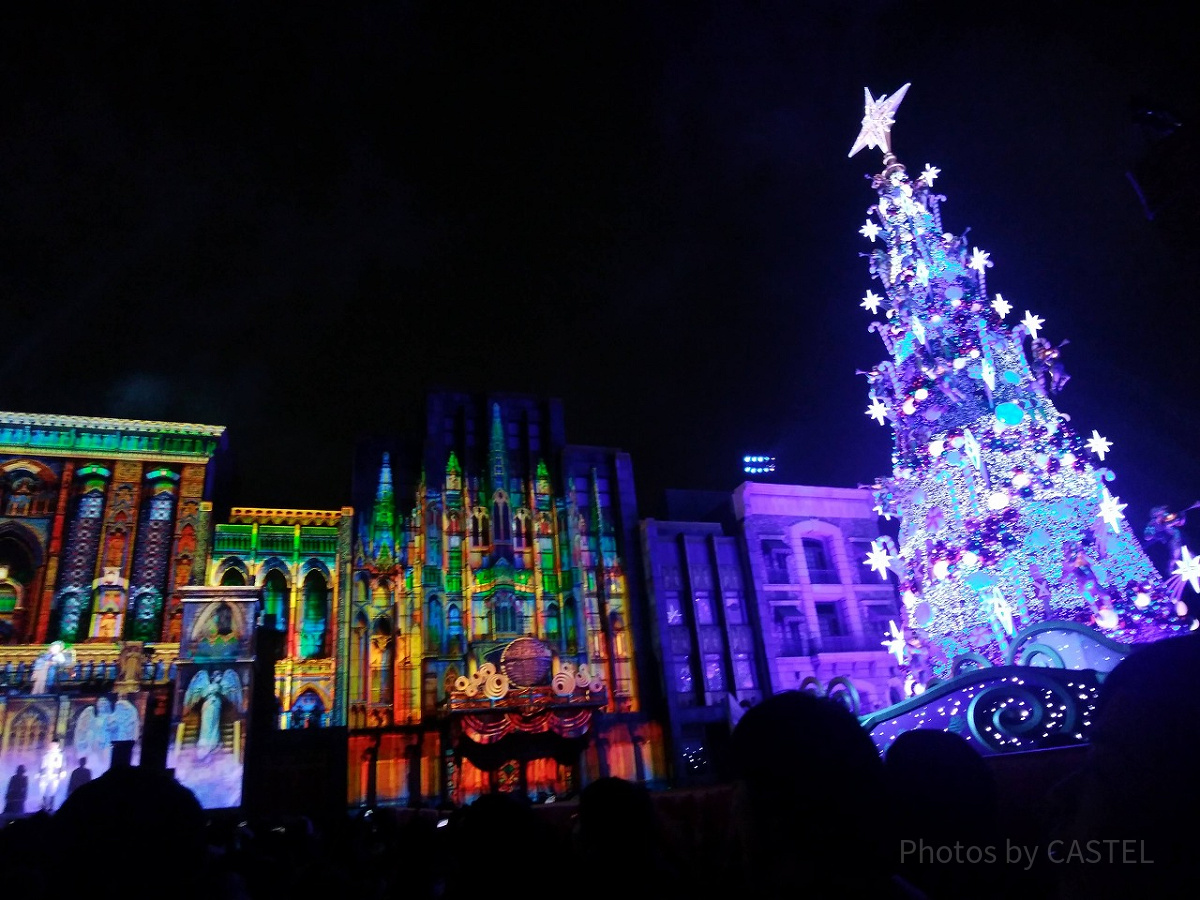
849, 83, 911, 158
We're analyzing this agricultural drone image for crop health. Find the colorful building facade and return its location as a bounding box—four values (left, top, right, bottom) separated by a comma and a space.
0, 411, 225, 646
343, 393, 664, 806
207, 507, 354, 730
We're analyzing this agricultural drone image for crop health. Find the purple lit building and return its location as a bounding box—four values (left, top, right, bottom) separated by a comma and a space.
735, 481, 904, 712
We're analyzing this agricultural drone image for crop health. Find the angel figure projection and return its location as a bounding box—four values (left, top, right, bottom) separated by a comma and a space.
30, 640, 75, 694
73, 696, 140, 763
183, 669, 244, 760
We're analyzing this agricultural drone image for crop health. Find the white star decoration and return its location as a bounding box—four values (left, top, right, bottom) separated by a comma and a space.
1098, 491, 1127, 534
992, 294, 1012, 318
921, 164, 940, 185
861, 290, 883, 314
882, 620, 907, 665
866, 396, 889, 425
1021, 310, 1044, 340
864, 540, 894, 579
848, 83, 911, 158
1086, 430, 1113, 461
860, 220, 882, 242
1174, 546, 1200, 593
968, 247, 993, 272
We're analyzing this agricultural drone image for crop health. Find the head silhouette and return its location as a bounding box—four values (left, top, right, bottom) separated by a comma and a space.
726, 691, 895, 895
1055, 633, 1200, 897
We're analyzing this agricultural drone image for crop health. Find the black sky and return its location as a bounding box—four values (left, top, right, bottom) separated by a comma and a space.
2, 2, 1198, 532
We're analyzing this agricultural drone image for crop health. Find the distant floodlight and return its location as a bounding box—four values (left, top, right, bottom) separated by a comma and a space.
742, 454, 776, 475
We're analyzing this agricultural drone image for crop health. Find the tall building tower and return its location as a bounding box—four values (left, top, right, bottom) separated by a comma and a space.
344, 392, 662, 806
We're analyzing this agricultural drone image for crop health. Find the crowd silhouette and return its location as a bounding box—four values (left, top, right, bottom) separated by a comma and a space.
2, 633, 1198, 898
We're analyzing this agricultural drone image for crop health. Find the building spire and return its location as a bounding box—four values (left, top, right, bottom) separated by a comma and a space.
371, 451, 396, 561
489, 403, 508, 495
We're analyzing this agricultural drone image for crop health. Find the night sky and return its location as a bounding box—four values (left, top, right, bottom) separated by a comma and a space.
2, 3, 1198, 536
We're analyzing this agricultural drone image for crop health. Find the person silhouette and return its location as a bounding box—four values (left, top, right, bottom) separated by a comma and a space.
1050, 632, 1200, 898
66, 756, 92, 796
721, 690, 925, 898
573, 777, 690, 898
4, 763, 29, 815
37, 741, 65, 811
885, 729, 1004, 899
52, 764, 212, 899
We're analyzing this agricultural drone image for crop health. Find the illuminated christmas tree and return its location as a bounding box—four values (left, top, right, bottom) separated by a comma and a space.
848, 84, 1197, 686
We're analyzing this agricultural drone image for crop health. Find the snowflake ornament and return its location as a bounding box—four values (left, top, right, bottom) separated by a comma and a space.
882, 620, 907, 665
1098, 491, 1127, 534
968, 247, 993, 272
860, 220, 882, 242
1021, 310, 1044, 340
921, 164, 940, 185
1086, 430, 1112, 461
1174, 546, 1200, 593
861, 290, 883, 314
866, 396, 889, 425
992, 294, 1012, 319
865, 539, 895, 579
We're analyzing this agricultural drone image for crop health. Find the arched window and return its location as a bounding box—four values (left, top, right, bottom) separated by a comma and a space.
427, 597, 443, 648
9, 709, 49, 752
262, 569, 289, 633
289, 689, 325, 729
564, 597, 578, 653
471, 511, 491, 547
370, 617, 393, 704
494, 596, 515, 634
301, 570, 328, 659
544, 602, 560, 642
350, 613, 369, 703
447, 604, 463, 653
493, 499, 510, 541
220, 567, 246, 586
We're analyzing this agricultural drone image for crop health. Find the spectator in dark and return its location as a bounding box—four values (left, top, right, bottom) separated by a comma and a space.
4, 763, 28, 814
439, 792, 553, 900
1050, 632, 1200, 898
51, 764, 218, 899
885, 728, 1003, 899
722, 690, 925, 898
573, 776, 690, 897
66, 756, 92, 797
